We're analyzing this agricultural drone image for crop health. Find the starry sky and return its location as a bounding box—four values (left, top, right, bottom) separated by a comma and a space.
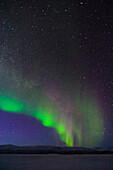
0, 0, 113, 147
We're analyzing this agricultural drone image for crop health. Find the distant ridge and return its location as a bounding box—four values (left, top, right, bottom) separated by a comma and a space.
0, 145, 113, 154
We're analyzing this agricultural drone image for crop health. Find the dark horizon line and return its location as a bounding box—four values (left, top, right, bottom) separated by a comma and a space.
0, 144, 113, 148
0, 144, 113, 154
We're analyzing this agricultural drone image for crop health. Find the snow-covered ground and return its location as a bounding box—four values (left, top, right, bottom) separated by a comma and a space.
0, 154, 113, 170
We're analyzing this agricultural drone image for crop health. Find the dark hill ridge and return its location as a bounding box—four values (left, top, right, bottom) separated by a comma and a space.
0, 145, 113, 154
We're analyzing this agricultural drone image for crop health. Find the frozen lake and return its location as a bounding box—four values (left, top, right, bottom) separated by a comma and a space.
0, 154, 113, 170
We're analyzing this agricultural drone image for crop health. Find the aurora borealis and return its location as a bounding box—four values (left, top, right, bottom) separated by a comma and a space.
0, 1, 113, 147
0, 63, 106, 147
0, 72, 103, 147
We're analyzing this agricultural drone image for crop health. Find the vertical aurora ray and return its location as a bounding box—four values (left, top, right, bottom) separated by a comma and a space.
74, 93, 104, 147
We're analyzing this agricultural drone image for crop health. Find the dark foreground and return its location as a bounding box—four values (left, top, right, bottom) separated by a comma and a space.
0, 154, 113, 170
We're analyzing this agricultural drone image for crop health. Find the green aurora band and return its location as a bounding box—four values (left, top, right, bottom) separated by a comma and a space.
0, 88, 104, 147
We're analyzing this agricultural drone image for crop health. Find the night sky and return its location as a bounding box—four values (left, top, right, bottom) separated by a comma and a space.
0, 0, 113, 147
